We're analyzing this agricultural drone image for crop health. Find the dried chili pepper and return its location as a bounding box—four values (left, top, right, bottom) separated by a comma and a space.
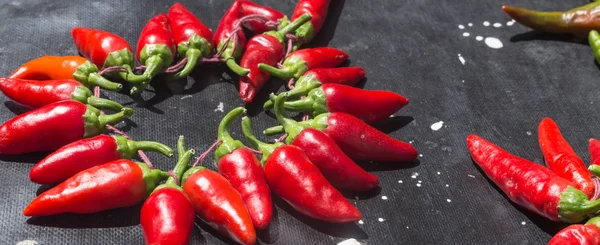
258, 47, 348, 81
467, 134, 600, 223
0, 100, 132, 155
8, 56, 122, 91
0, 78, 124, 110
214, 1, 250, 76
141, 136, 195, 245
242, 116, 362, 222
269, 93, 417, 162
182, 167, 256, 245
291, 0, 332, 49
263, 67, 366, 109
239, 0, 285, 34
30, 134, 173, 184
502, 2, 600, 35
167, 3, 214, 79
214, 107, 272, 229
538, 118, 594, 198
130, 14, 177, 94
238, 13, 312, 103
23, 159, 167, 216
273, 83, 409, 123
548, 217, 600, 245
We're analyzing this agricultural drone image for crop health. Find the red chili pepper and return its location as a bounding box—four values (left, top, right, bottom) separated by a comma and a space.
168, 3, 214, 79
466, 134, 600, 223
291, 0, 331, 48
182, 167, 256, 245
8, 56, 122, 91
239, 13, 312, 103
130, 14, 177, 95
214, 107, 272, 229
0, 100, 132, 155
141, 136, 195, 245
239, 0, 285, 34
214, 1, 250, 76
71, 27, 134, 70
258, 47, 349, 80
0, 78, 124, 110
269, 93, 417, 162
263, 67, 366, 109
538, 118, 595, 198
275, 83, 408, 123
548, 217, 600, 245
241, 117, 362, 222
23, 159, 167, 216
29, 134, 173, 184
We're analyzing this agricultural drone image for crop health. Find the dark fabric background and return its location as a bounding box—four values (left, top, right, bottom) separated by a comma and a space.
0, 0, 594, 244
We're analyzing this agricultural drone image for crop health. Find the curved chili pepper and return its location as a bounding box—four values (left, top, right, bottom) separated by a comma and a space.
588, 138, 600, 177
0, 100, 132, 155
239, 0, 285, 33
538, 118, 594, 198
168, 2, 214, 79
467, 134, 600, 223
30, 134, 173, 184
214, 1, 250, 76
502, 2, 600, 35
182, 167, 256, 245
214, 107, 272, 229
258, 47, 348, 80
141, 136, 195, 245
270, 93, 417, 162
263, 67, 366, 109
274, 83, 409, 123
242, 116, 362, 222
291, 0, 331, 49
0, 78, 124, 110
23, 159, 167, 216
8, 56, 122, 91
72, 27, 134, 70
239, 13, 312, 103
548, 217, 600, 245
130, 14, 177, 95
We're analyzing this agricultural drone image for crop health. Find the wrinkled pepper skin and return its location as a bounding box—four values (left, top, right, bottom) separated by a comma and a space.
30, 134, 173, 184
291, 128, 379, 191
259, 47, 349, 80
141, 188, 195, 245
0, 100, 132, 155
9, 56, 87, 80
24, 159, 162, 216
265, 145, 362, 222
502, 2, 600, 35
291, 0, 331, 47
72, 27, 134, 69
538, 118, 594, 198
239, 0, 285, 33
280, 84, 409, 123
183, 168, 256, 245
467, 134, 600, 223
548, 217, 600, 245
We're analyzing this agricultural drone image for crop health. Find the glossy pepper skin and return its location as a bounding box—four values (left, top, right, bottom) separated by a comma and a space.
263, 67, 366, 109
168, 3, 214, 79
258, 47, 349, 80
130, 14, 177, 94
270, 93, 417, 162
239, 13, 312, 103
72, 27, 134, 70
241, 117, 361, 223
0, 100, 132, 155
141, 136, 195, 245
182, 167, 256, 245
239, 0, 285, 33
0, 78, 124, 110
24, 159, 167, 216
538, 118, 594, 198
587, 138, 600, 177
502, 2, 600, 35
276, 83, 409, 123
214, 107, 272, 229
291, 0, 331, 49
214, 1, 250, 76
30, 134, 173, 185
467, 134, 600, 223
548, 217, 600, 245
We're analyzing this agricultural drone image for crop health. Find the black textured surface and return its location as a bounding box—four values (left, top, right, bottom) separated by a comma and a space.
0, 0, 594, 244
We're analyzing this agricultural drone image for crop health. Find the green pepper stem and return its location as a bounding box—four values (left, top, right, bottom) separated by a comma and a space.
258, 63, 294, 80
99, 107, 133, 127
218, 107, 246, 142
273, 93, 305, 144
87, 73, 123, 91
278, 13, 312, 36
177, 135, 187, 160
132, 140, 174, 157
171, 49, 201, 80
130, 56, 165, 95
587, 216, 600, 227
86, 96, 124, 112
264, 125, 284, 136
590, 165, 600, 177
282, 96, 313, 112
225, 58, 250, 76
119, 65, 150, 83
241, 116, 282, 164
165, 136, 195, 186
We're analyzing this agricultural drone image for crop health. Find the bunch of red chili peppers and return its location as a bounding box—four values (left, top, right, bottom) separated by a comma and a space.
0, 1, 418, 245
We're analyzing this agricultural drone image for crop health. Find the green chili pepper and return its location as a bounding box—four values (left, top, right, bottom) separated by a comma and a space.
502, 2, 600, 34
